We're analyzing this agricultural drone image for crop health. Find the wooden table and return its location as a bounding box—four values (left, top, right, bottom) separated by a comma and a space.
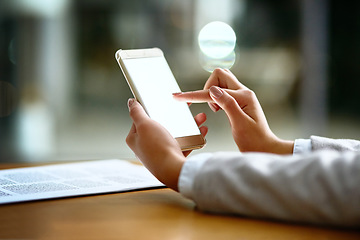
1, 163, 359, 240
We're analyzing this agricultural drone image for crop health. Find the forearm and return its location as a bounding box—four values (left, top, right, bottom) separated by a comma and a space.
311, 136, 360, 152
180, 151, 360, 227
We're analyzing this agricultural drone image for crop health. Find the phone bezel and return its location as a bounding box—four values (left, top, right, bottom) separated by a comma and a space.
115, 48, 205, 151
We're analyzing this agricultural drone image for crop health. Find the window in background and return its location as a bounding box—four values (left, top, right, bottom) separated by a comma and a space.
0, 0, 359, 163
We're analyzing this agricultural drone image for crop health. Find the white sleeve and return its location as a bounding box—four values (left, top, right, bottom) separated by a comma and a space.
293, 136, 360, 153
293, 139, 312, 154
180, 138, 313, 197
311, 135, 360, 151
178, 153, 212, 199
180, 150, 360, 227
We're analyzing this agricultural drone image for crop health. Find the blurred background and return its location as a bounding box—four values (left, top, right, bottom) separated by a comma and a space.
0, 0, 359, 163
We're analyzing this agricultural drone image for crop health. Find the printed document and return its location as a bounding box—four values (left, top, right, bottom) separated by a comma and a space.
0, 159, 164, 204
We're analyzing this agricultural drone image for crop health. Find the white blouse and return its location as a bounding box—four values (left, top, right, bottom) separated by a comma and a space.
178, 136, 360, 227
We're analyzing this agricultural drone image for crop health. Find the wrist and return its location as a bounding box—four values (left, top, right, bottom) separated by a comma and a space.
159, 151, 185, 192
270, 138, 294, 154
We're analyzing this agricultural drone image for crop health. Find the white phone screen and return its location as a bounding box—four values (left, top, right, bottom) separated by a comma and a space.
122, 56, 200, 138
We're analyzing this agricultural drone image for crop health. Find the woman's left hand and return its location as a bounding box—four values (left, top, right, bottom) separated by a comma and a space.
126, 98, 207, 191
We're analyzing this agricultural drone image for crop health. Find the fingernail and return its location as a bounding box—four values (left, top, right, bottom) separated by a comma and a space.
127, 98, 134, 110
172, 92, 182, 96
209, 86, 223, 99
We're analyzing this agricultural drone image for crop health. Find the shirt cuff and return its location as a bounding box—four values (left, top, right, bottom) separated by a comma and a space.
293, 139, 312, 154
178, 153, 212, 199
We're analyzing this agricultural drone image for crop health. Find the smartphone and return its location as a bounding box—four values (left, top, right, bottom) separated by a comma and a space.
115, 48, 206, 151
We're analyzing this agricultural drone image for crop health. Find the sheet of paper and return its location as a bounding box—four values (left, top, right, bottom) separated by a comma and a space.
0, 159, 164, 204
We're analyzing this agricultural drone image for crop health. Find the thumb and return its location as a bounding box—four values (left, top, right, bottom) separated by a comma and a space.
128, 98, 149, 125
209, 86, 248, 125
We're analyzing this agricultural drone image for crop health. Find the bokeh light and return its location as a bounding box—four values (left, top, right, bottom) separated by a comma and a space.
198, 21, 237, 72
199, 50, 236, 73
198, 21, 236, 59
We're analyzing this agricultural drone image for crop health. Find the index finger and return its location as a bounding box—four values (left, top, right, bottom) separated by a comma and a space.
173, 90, 212, 103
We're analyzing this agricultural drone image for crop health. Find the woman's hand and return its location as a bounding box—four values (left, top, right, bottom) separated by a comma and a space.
173, 68, 294, 154
126, 98, 207, 191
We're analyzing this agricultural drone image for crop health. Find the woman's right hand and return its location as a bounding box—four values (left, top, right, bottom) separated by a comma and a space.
173, 68, 294, 154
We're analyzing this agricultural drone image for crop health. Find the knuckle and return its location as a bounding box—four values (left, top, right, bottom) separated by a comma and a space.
129, 107, 137, 117
222, 95, 237, 109
137, 121, 153, 133
212, 68, 225, 77
213, 68, 222, 74
125, 135, 132, 145
242, 89, 256, 99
